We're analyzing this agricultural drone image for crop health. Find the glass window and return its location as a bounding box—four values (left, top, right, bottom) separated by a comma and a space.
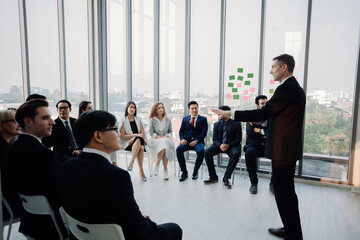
262, 0, 308, 97
0, 1, 23, 109
303, 0, 360, 181
64, 0, 90, 118
107, 0, 127, 122
190, 0, 221, 147
133, 0, 154, 125
159, 0, 185, 147
26, 0, 61, 111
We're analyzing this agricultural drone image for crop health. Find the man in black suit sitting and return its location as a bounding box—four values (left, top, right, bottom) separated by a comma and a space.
60, 110, 182, 240
50, 99, 81, 162
203, 105, 242, 189
4, 99, 67, 239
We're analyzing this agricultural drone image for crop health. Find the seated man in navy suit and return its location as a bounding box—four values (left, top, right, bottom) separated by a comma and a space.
203, 105, 242, 189
60, 110, 182, 240
177, 101, 208, 181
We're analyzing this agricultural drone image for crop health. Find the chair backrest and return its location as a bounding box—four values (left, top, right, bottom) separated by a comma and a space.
19, 194, 65, 240
59, 207, 125, 240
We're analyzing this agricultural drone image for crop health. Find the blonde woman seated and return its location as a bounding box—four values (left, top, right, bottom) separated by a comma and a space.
119, 101, 147, 181
148, 102, 175, 180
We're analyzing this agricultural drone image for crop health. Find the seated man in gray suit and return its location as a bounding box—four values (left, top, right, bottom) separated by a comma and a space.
203, 105, 242, 189
60, 110, 182, 240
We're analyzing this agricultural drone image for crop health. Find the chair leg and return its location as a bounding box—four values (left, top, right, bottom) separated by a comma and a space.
49, 213, 64, 240
3, 197, 13, 240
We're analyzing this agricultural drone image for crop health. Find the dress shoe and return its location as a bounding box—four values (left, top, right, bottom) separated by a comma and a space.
204, 177, 218, 184
223, 178, 232, 189
249, 184, 258, 194
192, 171, 198, 180
268, 227, 285, 238
179, 172, 188, 182
163, 170, 169, 180
269, 183, 275, 195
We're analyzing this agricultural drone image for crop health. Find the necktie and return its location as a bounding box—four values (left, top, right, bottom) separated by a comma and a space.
190, 117, 195, 127
222, 122, 227, 144
65, 120, 76, 151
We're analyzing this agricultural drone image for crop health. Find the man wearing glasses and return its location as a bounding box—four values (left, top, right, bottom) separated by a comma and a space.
51, 99, 81, 162
60, 110, 182, 240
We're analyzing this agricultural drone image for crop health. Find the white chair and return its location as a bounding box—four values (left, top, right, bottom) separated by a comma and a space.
18, 194, 66, 240
59, 207, 125, 240
2, 194, 20, 240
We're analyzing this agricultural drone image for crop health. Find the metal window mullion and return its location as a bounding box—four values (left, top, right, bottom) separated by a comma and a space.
100, 0, 108, 110
299, 0, 313, 177
88, 0, 96, 107
18, 0, 30, 100
57, 0, 67, 99
154, 0, 160, 103
184, 0, 191, 116
126, 0, 132, 101
257, 0, 266, 95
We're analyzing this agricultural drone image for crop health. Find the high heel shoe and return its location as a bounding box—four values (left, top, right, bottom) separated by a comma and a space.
127, 166, 133, 171
140, 176, 147, 182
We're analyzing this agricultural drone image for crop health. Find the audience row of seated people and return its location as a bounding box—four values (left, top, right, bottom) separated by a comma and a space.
0, 93, 270, 239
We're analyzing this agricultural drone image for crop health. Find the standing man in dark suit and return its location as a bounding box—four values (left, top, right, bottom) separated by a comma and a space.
244, 95, 274, 194
203, 105, 242, 189
212, 54, 305, 239
51, 99, 81, 161
4, 99, 67, 239
177, 101, 208, 181
60, 110, 182, 240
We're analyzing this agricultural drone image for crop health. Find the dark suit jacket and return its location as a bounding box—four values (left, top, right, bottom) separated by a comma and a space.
4, 134, 65, 239
179, 115, 208, 143
212, 118, 242, 150
60, 152, 157, 240
49, 117, 77, 160
243, 122, 267, 152
234, 77, 306, 162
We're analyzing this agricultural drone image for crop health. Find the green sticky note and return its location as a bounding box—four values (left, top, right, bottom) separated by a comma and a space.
245, 81, 251, 85
229, 75, 235, 80
237, 68, 243, 73
232, 88, 238, 93
228, 83, 234, 87
269, 89, 274, 94
247, 73, 254, 78
237, 76, 243, 81
233, 95, 239, 100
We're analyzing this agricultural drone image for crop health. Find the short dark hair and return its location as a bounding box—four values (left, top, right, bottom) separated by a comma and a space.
188, 101, 198, 108
26, 94, 46, 101
15, 99, 49, 129
74, 110, 117, 148
255, 95, 267, 105
125, 101, 137, 117
273, 54, 295, 73
78, 101, 92, 116
219, 105, 231, 111
56, 99, 72, 109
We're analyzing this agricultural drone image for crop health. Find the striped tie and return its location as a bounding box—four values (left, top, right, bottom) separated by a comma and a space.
65, 120, 76, 151
222, 122, 227, 144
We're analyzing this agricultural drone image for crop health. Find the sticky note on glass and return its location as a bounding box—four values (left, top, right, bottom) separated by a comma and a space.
244, 90, 248, 94
270, 80, 275, 84
237, 83, 242, 88
250, 87, 255, 92
227, 93, 232, 99
237, 76, 243, 81
245, 81, 251, 85
247, 73, 254, 78
232, 88, 238, 93
233, 95, 239, 100
243, 96, 248, 101
237, 68, 243, 73
229, 75, 235, 80
269, 89, 274, 94
228, 82, 234, 87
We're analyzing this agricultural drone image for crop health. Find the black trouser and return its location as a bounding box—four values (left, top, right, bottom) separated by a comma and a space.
272, 161, 303, 240
204, 144, 240, 180
144, 222, 183, 240
244, 145, 265, 185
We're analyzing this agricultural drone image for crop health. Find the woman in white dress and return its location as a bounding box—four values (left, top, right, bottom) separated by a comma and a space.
148, 103, 175, 180
119, 101, 147, 181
